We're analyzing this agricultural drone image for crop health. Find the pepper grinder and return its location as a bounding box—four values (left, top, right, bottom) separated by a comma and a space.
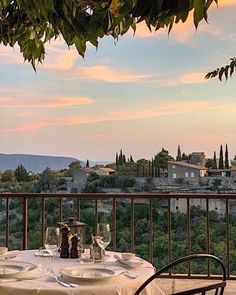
60, 225, 70, 258
70, 234, 80, 259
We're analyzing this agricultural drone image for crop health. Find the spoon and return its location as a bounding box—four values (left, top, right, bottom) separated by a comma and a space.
125, 271, 138, 279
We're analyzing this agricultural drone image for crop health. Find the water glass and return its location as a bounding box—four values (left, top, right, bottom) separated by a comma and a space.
96, 223, 111, 250
44, 226, 60, 256
37, 247, 53, 275
80, 245, 95, 264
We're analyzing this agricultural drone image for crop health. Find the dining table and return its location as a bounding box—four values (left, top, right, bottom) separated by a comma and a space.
0, 249, 166, 295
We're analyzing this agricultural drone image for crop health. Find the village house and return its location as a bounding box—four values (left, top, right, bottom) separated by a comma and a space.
207, 168, 231, 177
94, 167, 116, 176
71, 167, 94, 192
168, 161, 207, 181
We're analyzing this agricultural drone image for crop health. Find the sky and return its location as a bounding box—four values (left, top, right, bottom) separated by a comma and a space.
0, 1, 236, 163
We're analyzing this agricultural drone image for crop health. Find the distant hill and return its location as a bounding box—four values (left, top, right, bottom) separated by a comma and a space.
0, 153, 79, 173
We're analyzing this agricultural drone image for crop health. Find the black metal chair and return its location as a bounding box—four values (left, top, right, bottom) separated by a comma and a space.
134, 254, 226, 295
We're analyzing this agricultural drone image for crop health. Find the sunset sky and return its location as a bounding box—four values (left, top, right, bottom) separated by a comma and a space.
0, 1, 236, 163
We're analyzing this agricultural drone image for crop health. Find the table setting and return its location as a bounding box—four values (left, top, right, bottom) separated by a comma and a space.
0, 220, 165, 295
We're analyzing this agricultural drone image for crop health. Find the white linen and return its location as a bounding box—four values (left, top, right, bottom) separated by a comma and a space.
0, 250, 19, 260
0, 250, 166, 295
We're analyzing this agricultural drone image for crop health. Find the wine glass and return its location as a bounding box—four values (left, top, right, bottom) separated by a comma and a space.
96, 223, 111, 250
44, 226, 60, 256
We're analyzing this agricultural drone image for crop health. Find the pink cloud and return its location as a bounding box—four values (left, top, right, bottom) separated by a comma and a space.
39, 40, 79, 71
0, 46, 24, 64
70, 65, 153, 83
177, 72, 206, 85
221, 0, 236, 6
164, 72, 206, 87
0, 95, 95, 108
4, 100, 211, 133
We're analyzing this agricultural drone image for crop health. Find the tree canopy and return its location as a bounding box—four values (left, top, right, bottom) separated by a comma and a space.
0, 0, 218, 70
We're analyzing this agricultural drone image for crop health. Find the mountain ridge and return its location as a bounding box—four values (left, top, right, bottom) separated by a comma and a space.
0, 153, 79, 173
0, 153, 113, 173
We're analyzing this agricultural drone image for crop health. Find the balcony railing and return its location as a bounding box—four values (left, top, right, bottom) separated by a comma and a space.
0, 192, 235, 280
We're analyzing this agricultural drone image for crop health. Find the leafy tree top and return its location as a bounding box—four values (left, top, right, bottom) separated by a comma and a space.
0, 0, 217, 69
155, 148, 174, 170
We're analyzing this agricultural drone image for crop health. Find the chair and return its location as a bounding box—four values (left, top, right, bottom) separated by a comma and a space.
134, 254, 226, 295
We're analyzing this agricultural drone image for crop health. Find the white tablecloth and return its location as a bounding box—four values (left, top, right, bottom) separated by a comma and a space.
0, 250, 165, 295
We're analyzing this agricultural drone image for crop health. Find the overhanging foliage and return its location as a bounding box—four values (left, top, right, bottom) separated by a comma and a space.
205, 57, 236, 81
0, 0, 218, 70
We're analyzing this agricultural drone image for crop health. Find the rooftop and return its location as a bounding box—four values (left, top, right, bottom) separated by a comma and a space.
168, 161, 207, 170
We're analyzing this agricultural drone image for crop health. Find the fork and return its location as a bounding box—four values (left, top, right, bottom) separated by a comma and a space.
54, 275, 79, 288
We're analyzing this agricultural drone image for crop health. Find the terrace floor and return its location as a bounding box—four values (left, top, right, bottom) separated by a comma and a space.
157, 278, 236, 294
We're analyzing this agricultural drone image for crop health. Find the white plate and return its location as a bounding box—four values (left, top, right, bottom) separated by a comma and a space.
60, 265, 123, 282
114, 254, 143, 267
0, 260, 37, 278
34, 250, 52, 257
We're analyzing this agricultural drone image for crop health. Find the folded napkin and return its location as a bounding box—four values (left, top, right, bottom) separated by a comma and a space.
114, 254, 144, 268
0, 250, 19, 260
0, 268, 40, 284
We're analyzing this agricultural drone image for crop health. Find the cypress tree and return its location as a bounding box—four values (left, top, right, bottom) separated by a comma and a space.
86, 159, 90, 168
130, 155, 134, 162
157, 163, 160, 178
148, 160, 151, 177
213, 151, 217, 169
219, 145, 224, 169
176, 144, 181, 161
118, 149, 123, 165
155, 165, 158, 177
115, 153, 118, 165
136, 162, 140, 177
225, 144, 229, 169
120, 149, 123, 165
142, 164, 145, 177
151, 158, 154, 177
122, 154, 126, 164
153, 158, 157, 177
156, 159, 160, 177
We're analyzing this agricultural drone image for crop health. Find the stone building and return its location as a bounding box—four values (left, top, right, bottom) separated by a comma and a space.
168, 161, 207, 182
189, 152, 206, 166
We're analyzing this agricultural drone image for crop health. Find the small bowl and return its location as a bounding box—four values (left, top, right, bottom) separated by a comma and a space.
121, 252, 135, 260
0, 247, 8, 255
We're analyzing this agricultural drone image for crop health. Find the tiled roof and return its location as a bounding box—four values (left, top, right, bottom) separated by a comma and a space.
208, 169, 231, 172
98, 167, 116, 172
168, 161, 207, 170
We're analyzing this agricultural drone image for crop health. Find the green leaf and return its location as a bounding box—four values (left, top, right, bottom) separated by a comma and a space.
74, 37, 86, 58
206, 0, 214, 10
218, 67, 225, 81
89, 38, 98, 48
1, 0, 10, 8
205, 72, 211, 79
224, 65, 229, 80
193, 0, 205, 29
